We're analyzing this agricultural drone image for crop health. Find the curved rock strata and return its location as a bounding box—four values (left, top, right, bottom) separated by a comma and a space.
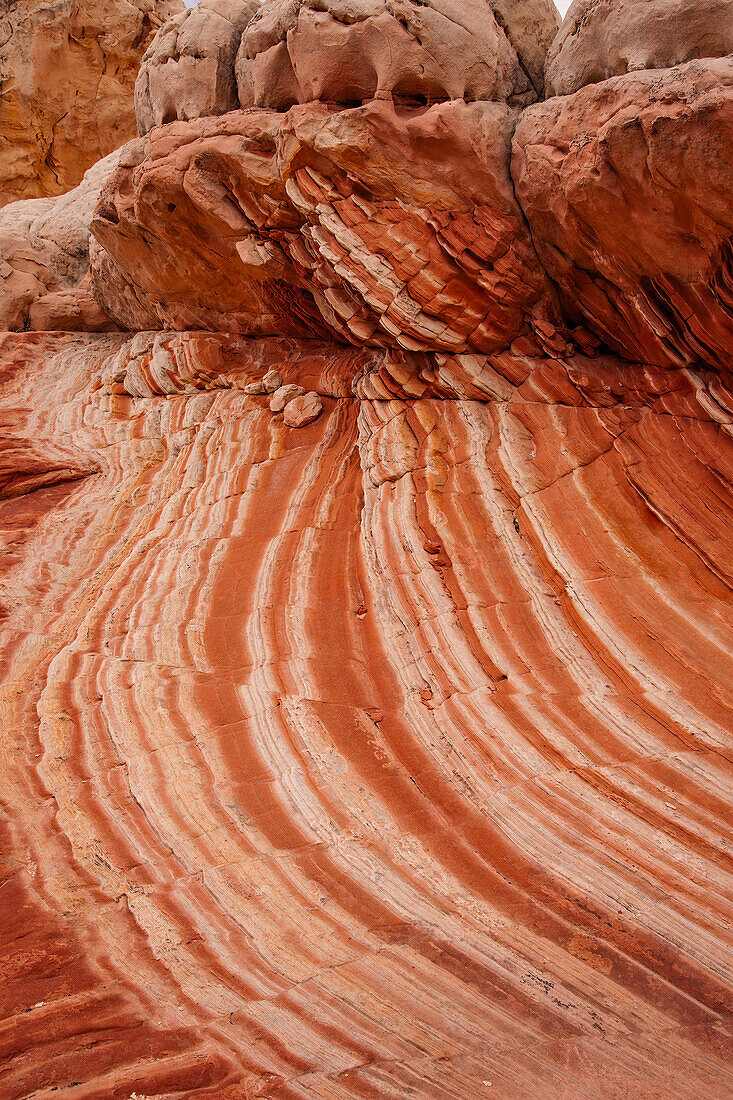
90, 100, 557, 349
2, 0, 733, 1095
0, 329, 732, 1096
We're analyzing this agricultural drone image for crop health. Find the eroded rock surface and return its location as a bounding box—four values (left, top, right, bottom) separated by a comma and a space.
135, 0, 260, 133
2, 0, 733, 1096
546, 0, 733, 96
236, 0, 559, 109
90, 100, 556, 349
0, 0, 184, 208
0, 152, 121, 331
514, 58, 733, 369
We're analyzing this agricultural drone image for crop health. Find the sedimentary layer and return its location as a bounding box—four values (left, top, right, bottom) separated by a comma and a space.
1, 330, 731, 1097
2, 0, 733, 1095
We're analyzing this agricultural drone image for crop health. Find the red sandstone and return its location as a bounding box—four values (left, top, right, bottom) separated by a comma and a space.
0, 1, 732, 1097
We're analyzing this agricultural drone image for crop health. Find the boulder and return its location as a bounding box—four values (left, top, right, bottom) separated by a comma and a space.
270, 383, 306, 410
282, 389, 323, 425
546, 0, 733, 97
135, 0, 260, 133
262, 368, 284, 392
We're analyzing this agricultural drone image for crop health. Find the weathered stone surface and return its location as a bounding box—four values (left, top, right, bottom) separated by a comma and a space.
235, 0, 559, 110
135, 0, 260, 133
0, 328, 731, 1096
2, 2, 733, 1095
0, 152, 121, 331
91, 100, 556, 350
270, 382, 306, 410
546, 0, 733, 97
0, 0, 184, 208
513, 58, 733, 369
282, 388, 322, 424
262, 367, 284, 391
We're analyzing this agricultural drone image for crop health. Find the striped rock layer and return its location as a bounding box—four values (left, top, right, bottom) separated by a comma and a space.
1, 1, 733, 1097
0, 330, 731, 1097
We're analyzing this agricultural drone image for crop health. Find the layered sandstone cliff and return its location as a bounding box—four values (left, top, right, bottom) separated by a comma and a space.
1, 1, 732, 1097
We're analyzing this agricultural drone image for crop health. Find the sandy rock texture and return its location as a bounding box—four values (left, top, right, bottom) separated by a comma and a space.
1, 0, 733, 1095
0, 0, 184, 208
236, 0, 559, 109
135, 0, 260, 133
0, 151, 121, 331
546, 0, 733, 96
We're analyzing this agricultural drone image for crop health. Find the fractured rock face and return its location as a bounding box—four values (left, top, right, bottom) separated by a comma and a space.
135, 0, 260, 133
0, 0, 184, 208
90, 99, 555, 350
236, 0, 559, 110
546, 0, 733, 97
513, 58, 733, 369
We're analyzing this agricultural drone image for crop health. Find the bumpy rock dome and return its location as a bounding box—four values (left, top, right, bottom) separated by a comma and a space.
135, 0, 260, 132
546, 0, 733, 96
235, 0, 560, 110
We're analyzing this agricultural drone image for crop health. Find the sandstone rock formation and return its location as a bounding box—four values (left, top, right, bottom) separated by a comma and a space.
236, 0, 559, 109
2, 328, 732, 1098
513, 58, 733, 368
89, 99, 556, 348
1, 0, 733, 1096
0, 151, 121, 331
0, 0, 184, 207
546, 0, 733, 96
135, 0, 260, 133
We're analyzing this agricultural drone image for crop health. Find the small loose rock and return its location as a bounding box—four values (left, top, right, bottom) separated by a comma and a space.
270, 384, 306, 413
283, 392, 323, 428
262, 369, 283, 394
